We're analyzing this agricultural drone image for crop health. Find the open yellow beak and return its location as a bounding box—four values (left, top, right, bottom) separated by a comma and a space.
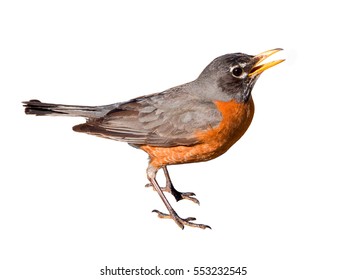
249, 48, 285, 77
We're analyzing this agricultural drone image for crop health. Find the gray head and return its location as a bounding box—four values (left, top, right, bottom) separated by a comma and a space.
197, 48, 284, 103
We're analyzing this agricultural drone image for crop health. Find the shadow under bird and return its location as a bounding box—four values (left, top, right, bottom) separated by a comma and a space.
23, 49, 284, 229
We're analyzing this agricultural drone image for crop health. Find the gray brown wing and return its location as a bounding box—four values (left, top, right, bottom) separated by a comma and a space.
73, 91, 222, 147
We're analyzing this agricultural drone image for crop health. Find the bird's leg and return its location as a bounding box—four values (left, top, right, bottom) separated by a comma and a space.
145, 166, 199, 204
162, 166, 200, 204
147, 164, 210, 230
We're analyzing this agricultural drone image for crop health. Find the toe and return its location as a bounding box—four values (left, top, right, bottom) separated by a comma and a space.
181, 195, 200, 205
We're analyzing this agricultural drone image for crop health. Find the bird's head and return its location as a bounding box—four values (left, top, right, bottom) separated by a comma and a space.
198, 48, 284, 102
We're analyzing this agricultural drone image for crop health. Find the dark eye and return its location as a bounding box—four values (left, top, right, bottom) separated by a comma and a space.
232, 66, 243, 77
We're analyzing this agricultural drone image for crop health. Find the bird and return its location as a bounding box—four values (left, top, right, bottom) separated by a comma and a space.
23, 48, 284, 230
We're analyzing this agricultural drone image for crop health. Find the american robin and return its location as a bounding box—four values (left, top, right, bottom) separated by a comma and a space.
23, 48, 284, 230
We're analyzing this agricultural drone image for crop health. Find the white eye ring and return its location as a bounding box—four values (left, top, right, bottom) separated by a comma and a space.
230, 65, 247, 79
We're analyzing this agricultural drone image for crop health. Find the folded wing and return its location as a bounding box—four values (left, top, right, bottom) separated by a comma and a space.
73, 91, 222, 147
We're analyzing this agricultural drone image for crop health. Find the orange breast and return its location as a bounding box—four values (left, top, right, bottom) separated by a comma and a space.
141, 98, 254, 168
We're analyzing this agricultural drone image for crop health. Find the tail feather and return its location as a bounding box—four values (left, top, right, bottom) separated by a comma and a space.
23, 99, 115, 119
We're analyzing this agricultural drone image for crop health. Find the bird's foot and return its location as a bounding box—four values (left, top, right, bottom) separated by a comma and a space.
152, 209, 211, 230
171, 190, 200, 205
145, 183, 200, 205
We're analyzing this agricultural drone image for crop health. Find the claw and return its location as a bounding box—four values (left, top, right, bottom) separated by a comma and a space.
152, 209, 211, 230
152, 209, 171, 219
183, 192, 196, 196
179, 192, 200, 205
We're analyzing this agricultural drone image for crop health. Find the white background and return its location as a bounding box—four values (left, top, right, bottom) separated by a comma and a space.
1, 1, 346, 279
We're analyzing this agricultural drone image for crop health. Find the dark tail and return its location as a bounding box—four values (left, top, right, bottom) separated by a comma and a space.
23, 99, 116, 119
